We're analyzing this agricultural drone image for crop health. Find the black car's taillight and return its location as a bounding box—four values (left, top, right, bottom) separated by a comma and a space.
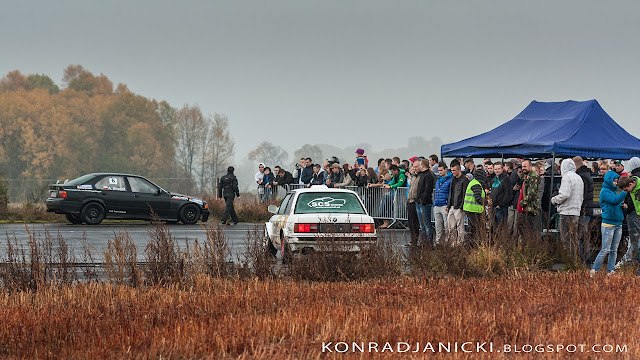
58, 191, 68, 198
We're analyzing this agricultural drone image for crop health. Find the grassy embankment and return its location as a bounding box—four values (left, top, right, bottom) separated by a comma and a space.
0, 220, 636, 358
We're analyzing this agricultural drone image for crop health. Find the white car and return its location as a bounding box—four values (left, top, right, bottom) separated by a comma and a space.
264, 185, 377, 259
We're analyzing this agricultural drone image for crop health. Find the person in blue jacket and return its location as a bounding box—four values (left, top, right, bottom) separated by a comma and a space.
591, 170, 628, 276
433, 161, 452, 245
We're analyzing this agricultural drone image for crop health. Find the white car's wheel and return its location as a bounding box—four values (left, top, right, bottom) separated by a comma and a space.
280, 232, 293, 263
266, 235, 277, 258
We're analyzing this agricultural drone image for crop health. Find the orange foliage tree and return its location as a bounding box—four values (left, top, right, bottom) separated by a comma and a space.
0, 66, 177, 186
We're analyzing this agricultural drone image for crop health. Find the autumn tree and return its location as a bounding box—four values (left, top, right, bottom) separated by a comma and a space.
0, 70, 30, 93
0, 66, 231, 201
248, 142, 288, 167
294, 144, 323, 164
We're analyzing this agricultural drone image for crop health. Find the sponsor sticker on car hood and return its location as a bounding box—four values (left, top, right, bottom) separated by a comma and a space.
170, 193, 204, 205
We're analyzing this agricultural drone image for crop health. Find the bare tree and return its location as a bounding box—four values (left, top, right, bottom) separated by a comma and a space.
248, 141, 288, 167
207, 114, 234, 194
174, 104, 206, 179
62, 64, 85, 86
294, 144, 323, 164
197, 120, 211, 193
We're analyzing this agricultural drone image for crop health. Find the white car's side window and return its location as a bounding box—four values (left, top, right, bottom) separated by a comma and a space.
278, 194, 292, 215
283, 194, 295, 214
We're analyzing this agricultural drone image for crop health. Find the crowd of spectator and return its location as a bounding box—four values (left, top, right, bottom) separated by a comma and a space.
253, 150, 640, 274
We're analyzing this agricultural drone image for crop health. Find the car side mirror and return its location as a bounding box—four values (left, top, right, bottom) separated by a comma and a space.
268, 205, 279, 214
155, 189, 162, 195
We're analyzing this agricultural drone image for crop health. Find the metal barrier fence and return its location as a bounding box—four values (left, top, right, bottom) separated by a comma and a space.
259, 183, 415, 222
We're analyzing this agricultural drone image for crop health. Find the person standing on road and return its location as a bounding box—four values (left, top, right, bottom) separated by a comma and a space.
487, 162, 511, 226
406, 161, 421, 246
591, 171, 628, 277
551, 159, 584, 262
463, 166, 486, 244
416, 159, 436, 245
433, 162, 452, 244
622, 157, 640, 264
219, 166, 240, 225
516, 159, 541, 240
447, 160, 469, 245
255, 163, 265, 200
573, 156, 595, 261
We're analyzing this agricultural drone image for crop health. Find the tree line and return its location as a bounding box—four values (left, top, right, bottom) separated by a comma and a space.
0, 65, 233, 201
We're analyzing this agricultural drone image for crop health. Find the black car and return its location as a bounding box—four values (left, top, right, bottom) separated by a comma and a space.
46, 173, 210, 225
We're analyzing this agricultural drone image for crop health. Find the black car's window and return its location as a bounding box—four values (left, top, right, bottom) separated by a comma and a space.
278, 194, 292, 215
128, 177, 157, 194
94, 176, 127, 191
294, 192, 365, 214
66, 174, 96, 185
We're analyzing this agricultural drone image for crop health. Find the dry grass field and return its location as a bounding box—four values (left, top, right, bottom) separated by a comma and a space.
0, 273, 638, 359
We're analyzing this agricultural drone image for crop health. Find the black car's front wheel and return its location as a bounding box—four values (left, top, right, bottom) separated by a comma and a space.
81, 202, 105, 225
179, 204, 200, 225
65, 213, 84, 225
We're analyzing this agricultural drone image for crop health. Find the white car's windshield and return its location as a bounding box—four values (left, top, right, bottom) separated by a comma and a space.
294, 192, 366, 215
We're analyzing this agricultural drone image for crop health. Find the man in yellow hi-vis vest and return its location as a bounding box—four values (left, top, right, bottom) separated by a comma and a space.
463, 168, 486, 243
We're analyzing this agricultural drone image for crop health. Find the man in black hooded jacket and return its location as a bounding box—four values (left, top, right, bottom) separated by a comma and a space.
573, 156, 594, 262
218, 166, 240, 225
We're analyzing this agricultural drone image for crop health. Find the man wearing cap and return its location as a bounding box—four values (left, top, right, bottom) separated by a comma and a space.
219, 166, 240, 225
326, 163, 344, 188
613, 160, 629, 177
623, 157, 640, 263
463, 157, 475, 177
355, 149, 368, 168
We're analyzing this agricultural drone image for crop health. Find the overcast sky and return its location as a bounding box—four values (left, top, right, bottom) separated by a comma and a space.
2, 0, 639, 162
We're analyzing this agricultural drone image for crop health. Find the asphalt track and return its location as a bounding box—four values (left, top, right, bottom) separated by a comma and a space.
0, 222, 412, 263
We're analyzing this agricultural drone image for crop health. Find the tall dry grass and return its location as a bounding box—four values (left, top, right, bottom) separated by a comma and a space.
0, 274, 638, 359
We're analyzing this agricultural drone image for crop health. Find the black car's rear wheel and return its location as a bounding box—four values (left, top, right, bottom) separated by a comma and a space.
81, 203, 105, 225
65, 213, 84, 225
179, 204, 200, 225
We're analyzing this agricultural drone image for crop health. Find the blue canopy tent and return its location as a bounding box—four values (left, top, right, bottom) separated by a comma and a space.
441, 99, 640, 160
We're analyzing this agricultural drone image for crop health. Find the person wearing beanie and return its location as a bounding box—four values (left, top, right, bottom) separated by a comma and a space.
354, 148, 369, 169
218, 166, 240, 225
473, 167, 487, 188
463, 166, 486, 244
623, 156, 640, 263
516, 159, 541, 240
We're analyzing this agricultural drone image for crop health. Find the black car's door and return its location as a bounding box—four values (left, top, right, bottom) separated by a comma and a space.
93, 175, 134, 217
126, 176, 171, 219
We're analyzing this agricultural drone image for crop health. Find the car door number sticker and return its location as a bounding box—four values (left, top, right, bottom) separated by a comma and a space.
109, 177, 118, 185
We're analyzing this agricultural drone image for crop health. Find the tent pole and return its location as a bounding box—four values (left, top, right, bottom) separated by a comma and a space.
548, 154, 555, 229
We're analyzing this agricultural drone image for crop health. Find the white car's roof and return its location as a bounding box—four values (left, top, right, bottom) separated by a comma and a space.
292, 186, 358, 194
